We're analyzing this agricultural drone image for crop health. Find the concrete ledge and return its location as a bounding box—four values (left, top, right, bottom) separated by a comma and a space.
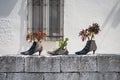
25, 56, 60, 72
0, 54, 120, 80
0, 56, 24, 72
97, 55, 120, 72
61, 56, 97, 72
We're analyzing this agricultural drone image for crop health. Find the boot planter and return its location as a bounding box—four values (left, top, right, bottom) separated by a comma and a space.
47, 38, 69, 55
75, 40, 97, 55
48, 48, 69, 55
76, 23, 100, 55
21, 41, 43, 55
21, 31, 46, 55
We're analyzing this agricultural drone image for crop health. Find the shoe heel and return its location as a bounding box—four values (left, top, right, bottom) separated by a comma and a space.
93, 50, 95, 54
38, 46, 43, 55
39, 51, 41, 55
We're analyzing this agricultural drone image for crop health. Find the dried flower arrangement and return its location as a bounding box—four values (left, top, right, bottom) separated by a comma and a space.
26, 31, 47, 42
75, 23, 101, 55
21, 31, 46, 55
79, 23, 100, 41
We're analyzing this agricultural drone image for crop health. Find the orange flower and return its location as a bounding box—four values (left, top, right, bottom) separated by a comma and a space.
26, 31, 46, 42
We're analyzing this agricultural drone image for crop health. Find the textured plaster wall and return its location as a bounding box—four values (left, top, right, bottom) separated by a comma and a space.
64, 0, 120, 54
0, 0, 120, 55
0, 0, 27, 55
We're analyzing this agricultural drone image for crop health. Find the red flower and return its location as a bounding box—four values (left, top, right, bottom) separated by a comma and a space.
79, 23, 100, 41
26, 31, 46, 42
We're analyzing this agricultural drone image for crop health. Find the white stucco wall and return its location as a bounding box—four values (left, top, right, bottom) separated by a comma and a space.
64, 0, 120, 54
0, 0, 120, 55
0, 0, 27, 55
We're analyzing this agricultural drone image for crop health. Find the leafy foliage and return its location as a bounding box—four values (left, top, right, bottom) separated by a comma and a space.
79, 23, 100, 41
26, 31, 46, 42
53, 38, 69, 54
59, 38, 69, 49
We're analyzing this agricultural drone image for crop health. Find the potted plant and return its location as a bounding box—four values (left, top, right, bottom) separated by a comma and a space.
47, 38, 69, 55
21, 31, 46, 55
75, 23, 100, 55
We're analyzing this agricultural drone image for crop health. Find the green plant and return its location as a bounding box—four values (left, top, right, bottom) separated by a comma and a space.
48, 38, 69, 55
54, 38, 69, 53
59, 38, 69, 49
79, 23, 100, 41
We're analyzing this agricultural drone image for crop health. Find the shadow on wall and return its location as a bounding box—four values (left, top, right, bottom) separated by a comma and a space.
99, 0, 120, 50
102, 0, 120, 29
0, 0, 17, 17
111, 3, 120, 28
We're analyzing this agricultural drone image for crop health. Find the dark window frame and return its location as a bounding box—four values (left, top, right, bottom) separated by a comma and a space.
27, 0, 64, 41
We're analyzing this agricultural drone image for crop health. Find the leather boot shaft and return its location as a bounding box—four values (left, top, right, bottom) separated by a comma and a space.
75, 40, 97, 55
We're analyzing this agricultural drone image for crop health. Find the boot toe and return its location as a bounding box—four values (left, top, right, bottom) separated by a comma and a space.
75, 51, 80, 55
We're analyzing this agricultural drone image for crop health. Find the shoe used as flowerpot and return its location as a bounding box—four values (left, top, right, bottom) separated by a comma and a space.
48, 48, 69, 55
21, 41, 43, 55
48, 38, 69, 55
75, 40, 97, 55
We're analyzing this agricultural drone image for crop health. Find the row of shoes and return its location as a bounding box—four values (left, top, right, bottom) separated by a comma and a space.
21, 40, 97, 55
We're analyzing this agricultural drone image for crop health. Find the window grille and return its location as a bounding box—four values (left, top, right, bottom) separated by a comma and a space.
27, 0, 64, 41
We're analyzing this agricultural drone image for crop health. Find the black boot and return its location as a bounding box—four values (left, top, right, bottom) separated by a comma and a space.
21, 41, 43, 55
75, 40, 97, 55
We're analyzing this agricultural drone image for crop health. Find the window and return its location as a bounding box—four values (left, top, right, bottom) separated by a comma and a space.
27, 0, 64, 41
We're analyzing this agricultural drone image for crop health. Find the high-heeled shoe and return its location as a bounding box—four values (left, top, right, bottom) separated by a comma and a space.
75, 40, 97, 55
21, 41, 43, 55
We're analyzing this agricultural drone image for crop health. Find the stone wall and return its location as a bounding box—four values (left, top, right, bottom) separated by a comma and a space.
0, 55, 120, 80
